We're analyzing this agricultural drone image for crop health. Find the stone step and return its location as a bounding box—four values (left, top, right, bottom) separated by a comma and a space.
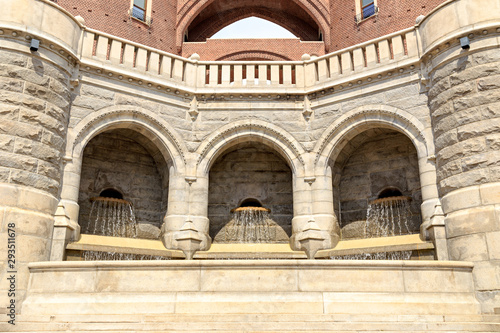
7, 319, 500, 332
14, 313, 500, 323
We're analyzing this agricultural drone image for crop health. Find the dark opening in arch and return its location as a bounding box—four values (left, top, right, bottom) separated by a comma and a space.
378, 187, 403, 199
239, 198, 263, 208
99, 188, 124, 200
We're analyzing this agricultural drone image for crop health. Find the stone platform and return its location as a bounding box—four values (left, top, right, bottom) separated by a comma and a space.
7, 259, 499, 332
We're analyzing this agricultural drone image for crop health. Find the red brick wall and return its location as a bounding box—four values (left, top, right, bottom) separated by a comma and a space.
56, 0, 178, 54
55, 0, 447, 59
182, 39, 326, 61
329, 0, 445, 50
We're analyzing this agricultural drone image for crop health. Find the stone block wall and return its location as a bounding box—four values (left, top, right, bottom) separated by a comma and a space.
0, 48, 72, 311
78, 129, 166, 232
334, 129, 422, 239
208, 143, 293, 240
428, 46, 500, 313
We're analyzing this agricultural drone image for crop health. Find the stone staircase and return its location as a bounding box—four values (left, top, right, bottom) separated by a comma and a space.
6, 313, 500, 332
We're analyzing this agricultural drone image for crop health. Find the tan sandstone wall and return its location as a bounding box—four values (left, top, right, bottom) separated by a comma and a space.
0, 48, 73, 311
410, 0, 500, 313
428, 46, 500, 313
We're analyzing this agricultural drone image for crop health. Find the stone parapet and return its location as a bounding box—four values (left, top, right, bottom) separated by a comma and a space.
22, 260, 480, 316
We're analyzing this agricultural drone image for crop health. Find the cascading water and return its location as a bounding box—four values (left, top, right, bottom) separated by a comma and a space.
84, 197, 138, 237
332, 196, 413, 260
82, 197, 168, 260
365, 196, 412, 238
225, 207, 272, 243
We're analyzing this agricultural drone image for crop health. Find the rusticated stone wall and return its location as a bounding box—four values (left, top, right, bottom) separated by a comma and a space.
208, 143, 293, 240
429, 49, 500, 196
0, 49, 72, 311
0, 50, 70, 195
428, 47, 500, 313
78, 129, 166, 235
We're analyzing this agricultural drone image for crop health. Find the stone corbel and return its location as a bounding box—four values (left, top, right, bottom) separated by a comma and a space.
188, 96, 199, 121
173, 220, 203, 260
304, 177, 316, 185
302, 95, 313, 121
49, 203, 80, 261
297, 219, 327, 259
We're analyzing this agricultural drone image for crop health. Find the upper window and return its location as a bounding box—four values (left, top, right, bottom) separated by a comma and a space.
361, 0, 376, 19
355, 0, 378, 23
129, 0, 152, 24
132, 0, 146, 21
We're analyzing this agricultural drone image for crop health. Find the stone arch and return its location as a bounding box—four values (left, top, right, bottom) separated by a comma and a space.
69, 105, 187, 173
177, 0, 330, 51
196, 119, 307, 177
314, 105, 433, 174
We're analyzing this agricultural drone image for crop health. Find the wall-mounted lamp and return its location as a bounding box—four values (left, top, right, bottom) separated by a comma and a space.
30, 39, 40, 52
460, 36, 470, 50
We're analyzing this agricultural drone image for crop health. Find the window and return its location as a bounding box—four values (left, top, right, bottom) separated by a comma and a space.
361, 0, 376, 19
355, 0, 378, 23
132, 0, 146, 21
129, 0, 152, 24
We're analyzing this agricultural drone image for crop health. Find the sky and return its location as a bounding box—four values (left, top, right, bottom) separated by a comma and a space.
211, 17, 297, 39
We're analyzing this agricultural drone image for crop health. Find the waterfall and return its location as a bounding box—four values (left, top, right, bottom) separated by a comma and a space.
365, 196, 411, 238
332, 196, 413, 260
84, 197, 138, 238
225, 207, 272, 243
82, 197, 153, 261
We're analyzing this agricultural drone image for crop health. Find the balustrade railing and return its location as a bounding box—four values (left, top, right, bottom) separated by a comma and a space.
80, 26, 419, 92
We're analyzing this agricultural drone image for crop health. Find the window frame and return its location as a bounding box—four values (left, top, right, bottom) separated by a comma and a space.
129, 0, 153, 25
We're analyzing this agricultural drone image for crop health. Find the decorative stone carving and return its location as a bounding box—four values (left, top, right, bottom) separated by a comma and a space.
188, 96, 199, 121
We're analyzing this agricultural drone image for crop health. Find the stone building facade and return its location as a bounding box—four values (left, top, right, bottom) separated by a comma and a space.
0, 0, 499, 330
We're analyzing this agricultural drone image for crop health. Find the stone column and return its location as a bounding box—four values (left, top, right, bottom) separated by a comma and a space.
421, 0, 500, 311
290, 170, 340, 254
417, 155, 448, 259
161, 170, 211, 254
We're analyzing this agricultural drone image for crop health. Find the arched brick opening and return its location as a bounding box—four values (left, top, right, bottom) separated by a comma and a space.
217, 50, 291, 61
178, 0, 329, 50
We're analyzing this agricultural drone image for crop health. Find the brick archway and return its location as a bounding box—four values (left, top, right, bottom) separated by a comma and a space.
177, 0, 330, 52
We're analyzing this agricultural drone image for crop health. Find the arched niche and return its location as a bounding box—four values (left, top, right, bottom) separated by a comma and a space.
329, 128, 422, 240
208, 141, 292, 243
77, 128, 168, 239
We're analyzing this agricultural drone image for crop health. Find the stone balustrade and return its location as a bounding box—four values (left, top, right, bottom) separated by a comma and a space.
81, 26, 419, 94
